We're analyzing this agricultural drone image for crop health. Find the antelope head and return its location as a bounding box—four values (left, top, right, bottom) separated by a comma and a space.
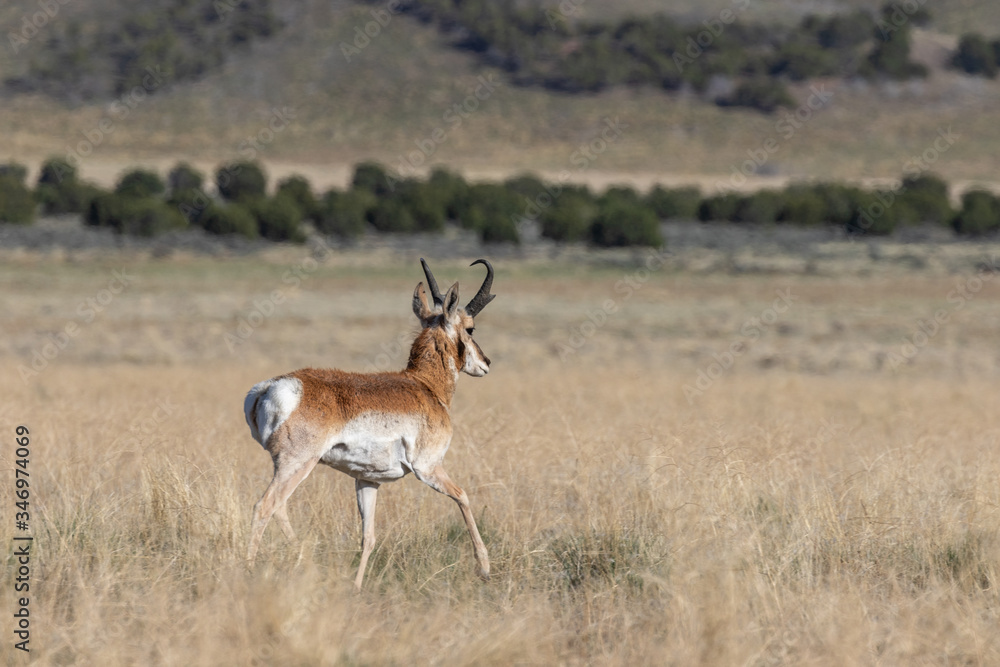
412, 258, 495, 377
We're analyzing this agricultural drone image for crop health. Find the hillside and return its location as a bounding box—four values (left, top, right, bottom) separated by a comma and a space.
2, 0, 1000, 194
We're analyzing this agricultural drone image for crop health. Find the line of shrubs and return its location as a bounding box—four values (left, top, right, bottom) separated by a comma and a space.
3, 158, 1000, 245
394, 0, 930, 112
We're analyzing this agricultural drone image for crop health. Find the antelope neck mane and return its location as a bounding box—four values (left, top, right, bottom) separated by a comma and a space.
404, 326, 458, 395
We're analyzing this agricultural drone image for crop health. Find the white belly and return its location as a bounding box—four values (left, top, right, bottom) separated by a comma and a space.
319, 412, 417, 483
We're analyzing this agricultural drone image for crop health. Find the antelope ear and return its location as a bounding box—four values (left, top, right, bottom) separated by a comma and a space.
442, 282, 460, 319
413, 282, 434, 323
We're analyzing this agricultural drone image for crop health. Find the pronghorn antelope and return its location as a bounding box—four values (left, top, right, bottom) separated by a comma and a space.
243, 258, 495, 588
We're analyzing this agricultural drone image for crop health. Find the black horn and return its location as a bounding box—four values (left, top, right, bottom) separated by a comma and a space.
464, 259, 495, 317
420, 257, 444, 307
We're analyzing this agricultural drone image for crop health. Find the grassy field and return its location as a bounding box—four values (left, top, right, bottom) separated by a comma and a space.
2, 248, 999, 664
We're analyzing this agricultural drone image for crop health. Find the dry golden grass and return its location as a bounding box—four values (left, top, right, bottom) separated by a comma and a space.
2, 252, 999, 665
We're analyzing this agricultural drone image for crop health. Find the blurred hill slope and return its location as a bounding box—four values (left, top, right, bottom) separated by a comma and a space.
1, 0, 999, 192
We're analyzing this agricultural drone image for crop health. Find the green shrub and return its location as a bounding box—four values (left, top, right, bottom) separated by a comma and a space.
0, 162, 28, 185
735, 190, 783, 224
589, 199, 662, 247
479, 210, 520, 244
394, 179, 448, 232
846, 191, 901, 236
115, 168, 166, 199
352, 162, 394, 197
865, 4, 928, 79
645, 185, 701, 220
811, 183, 867, 226
778, 185, 826, 225
230, 0, 281, 45
200, 203, 258, 238
169, 188, 212, 225
38, 157, 77, 186
811, 10, 874, 49
600, 186, 642, 206
455, 205, 485, 232
85, 193, 115, 228
36, 157, 96, 215
86, 194, 187, 236
216, 161, 267, 202
503, 173, 549, 200
540, 189, 596, 242
953, 33, 998, 78
37, 182, 101, 216
316, 189, 373, 238
698, 193, 742, 222
0, 174, 36, 224
168, 162, 204, 192
452, 183, 522, 230
276, 174, 318, 221
428, 167, 469, 220
952, 190, 1000, 235
368, 198, 416, 233
770, 41, 838, 81
251, 194, 305, 242
899, 173, 953, 225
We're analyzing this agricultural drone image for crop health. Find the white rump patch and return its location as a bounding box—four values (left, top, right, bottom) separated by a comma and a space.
244, 377, 303, 447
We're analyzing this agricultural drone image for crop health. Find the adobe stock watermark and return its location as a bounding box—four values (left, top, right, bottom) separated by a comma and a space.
885, 257, 997, 370
388, 74, 502, 181
56, 66, 165, 172
545, 0, 586, 29
361, 329, 415, 373
223, 237, 333, 352
7, 0, 74, 55
672, 0, 752, 72
111, 398, 176, 448
850, 125, 958, 236
716, 85, 834, 192
250, 586, 331, 666
176, 106, 297, 222
236, 106, 297, 162
807, 417, 846, 448
557, 247, 671, 361
683, 288, 797, 403
511, 115, 628, 229
876, 0, 929, 38
18, 268, 136, 382
340, 0, 403, 62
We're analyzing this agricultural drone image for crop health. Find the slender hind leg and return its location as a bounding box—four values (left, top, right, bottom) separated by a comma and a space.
246, 455, 320, 566
414, 465, 490, 580
274, 504, 296, 541
354, 479, 380, 590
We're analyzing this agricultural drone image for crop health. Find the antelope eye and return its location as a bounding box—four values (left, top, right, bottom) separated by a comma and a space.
466, 327, 475, 335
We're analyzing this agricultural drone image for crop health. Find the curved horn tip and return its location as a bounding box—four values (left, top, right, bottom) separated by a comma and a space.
419, 257, 444, 306
464, 258, 496, 317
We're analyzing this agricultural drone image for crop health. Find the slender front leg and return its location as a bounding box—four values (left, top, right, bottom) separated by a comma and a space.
414, 465, 490, 580
354, 479, 380, 590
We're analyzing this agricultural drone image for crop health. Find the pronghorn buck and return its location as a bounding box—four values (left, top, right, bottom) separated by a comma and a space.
243, 258, 496, 588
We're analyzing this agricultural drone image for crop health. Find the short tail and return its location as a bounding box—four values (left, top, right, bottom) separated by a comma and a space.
244, 377, 303, 447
